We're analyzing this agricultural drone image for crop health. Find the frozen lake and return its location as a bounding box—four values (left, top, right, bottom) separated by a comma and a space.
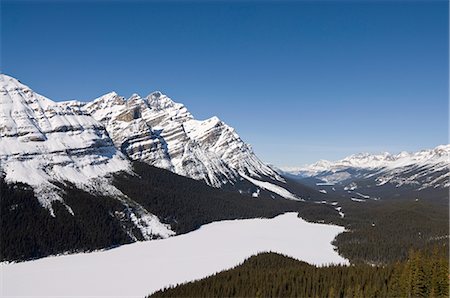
1, 212, 347, 297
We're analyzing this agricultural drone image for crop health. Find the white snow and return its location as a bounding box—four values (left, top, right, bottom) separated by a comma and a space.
344, 183, 358, 191
85, 89, 284, 189
0, 74, 132, 212
335, 207, 345, 218
351, 198, 366, 202
240, 173, 300, 200
355, 192, 370, 199
1, 213, 347, 297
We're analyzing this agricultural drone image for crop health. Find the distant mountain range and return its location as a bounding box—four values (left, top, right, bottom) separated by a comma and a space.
280, 145, 449, 201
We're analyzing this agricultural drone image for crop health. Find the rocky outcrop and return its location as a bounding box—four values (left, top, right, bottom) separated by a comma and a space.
84, 90, 285, 190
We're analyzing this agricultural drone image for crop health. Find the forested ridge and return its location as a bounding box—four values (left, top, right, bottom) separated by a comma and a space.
151, 248, 449, 298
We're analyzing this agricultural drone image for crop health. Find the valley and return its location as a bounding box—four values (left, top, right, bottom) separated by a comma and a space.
2, 1, 448, 296
1, 213, 346, 297
0, 74, 448, 297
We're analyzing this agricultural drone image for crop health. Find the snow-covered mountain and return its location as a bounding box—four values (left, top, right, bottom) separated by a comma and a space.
282, 146, 449, 200
1, 75, 321, 263
0, 74, 175, 239
0, 75, 126, 207
83, 89, 294, 198
0, 74, 298, 204
0, 74, 311, 262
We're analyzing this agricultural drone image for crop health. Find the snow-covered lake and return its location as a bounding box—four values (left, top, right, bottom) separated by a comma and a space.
1, 213, 347, 297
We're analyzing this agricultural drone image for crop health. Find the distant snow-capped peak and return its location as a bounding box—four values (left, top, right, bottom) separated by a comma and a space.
285, 145, 450, 176
281, 145, 449, 190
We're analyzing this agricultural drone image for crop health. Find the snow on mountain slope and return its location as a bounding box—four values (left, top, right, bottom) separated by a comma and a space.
282, 145, 450, 191
0, 74, 127, 206
84, 90, 285, 194
240, 173, 300, 201
0, 74, 173, 238
0, 73, 291, 202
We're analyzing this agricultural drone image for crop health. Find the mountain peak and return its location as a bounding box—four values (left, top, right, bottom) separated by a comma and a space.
0, 74, 26, 90
145, 91, 179, 110
149, 91, 163, 99
289, 145, 449, 174
104, 91, 119, 98
128, 93, 142, 101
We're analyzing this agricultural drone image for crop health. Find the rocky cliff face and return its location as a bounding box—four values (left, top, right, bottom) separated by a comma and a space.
0, 74, 299, 207
84, 90, 285, 190
0, 75, 130, 207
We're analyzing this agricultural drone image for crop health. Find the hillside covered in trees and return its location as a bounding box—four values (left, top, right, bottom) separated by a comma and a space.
113, 162, 340, 234
0, 179, 134, 262
151, 248, 449, 298
333, 198, 449, 264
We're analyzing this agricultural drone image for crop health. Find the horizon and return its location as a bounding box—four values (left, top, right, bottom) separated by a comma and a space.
2, 0, 448, 165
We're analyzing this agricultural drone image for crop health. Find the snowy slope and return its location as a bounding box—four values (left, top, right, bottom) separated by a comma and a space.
240, 173, 300, 200
282, 145, 450, 194
0, 75, 127, 207
84, 90, 290, 197
0, 73, 296, 205
1, 213, 347, 297
0, 74, 173, 238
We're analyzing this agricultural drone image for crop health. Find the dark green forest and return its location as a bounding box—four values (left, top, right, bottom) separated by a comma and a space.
151, 248, 449, 298
112, 162, 339, 235
0, 179, 134, 261
333, 198, 449, 264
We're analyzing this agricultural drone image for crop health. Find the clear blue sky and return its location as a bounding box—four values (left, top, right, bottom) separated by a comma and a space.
1, 0, 448, 166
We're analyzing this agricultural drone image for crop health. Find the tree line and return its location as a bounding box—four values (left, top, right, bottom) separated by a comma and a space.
151, 247, 449, 298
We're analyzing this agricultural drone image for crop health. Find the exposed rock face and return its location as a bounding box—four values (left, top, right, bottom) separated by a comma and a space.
0, 75, 129, 204
1, 73, 298, 207
84, 91, 284, 189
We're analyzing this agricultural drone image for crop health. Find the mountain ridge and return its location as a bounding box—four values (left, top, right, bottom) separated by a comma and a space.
280, 145, 449, 201
0, 74, 300, 206
83, 89, 286, 192
284, 145, 449, 176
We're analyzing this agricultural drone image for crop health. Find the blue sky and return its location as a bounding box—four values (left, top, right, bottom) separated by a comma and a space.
1, 0, 448, 166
